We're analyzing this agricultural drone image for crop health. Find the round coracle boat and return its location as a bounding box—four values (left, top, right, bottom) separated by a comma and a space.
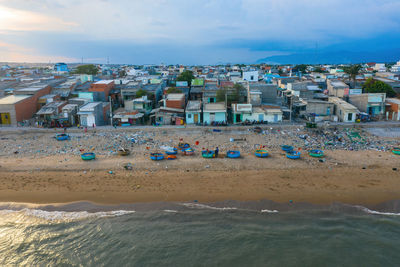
309, 149, 324, 158
281, 145, 294, 152
202, 150, 215, 158
255, 149, 269, 158
56, 134, 69, 141
150, 153, 164, 161
227, 150, 240, 158
286, 151, 301, 159
81, 152, 96, 161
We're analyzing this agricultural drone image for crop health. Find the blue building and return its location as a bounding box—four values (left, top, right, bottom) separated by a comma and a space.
54, 63, 69, 73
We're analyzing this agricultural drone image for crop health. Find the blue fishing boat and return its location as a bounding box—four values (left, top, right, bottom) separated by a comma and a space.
227, 150, 240, 158
392, 147, 400, 155
286, 151, 301, 159
81, 152, 96, 161
182, 147, 194, 156
165, 148, 178, 155
281, 145, 293, 152
150, 153, 164, 161
56, 134, 69, 141
309, 149, 324, 158
202, 150, 215, 158
255, 149, 269, 158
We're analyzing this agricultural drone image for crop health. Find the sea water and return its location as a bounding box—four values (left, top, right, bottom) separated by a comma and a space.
0, 200, 400, 266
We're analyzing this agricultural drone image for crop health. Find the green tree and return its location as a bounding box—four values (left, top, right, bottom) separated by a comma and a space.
74, 64, 98, 75
362, 78, 396, 97
165, 87, 182, 94
177, 70, 195, 86
119, 70, 127, 77
343, 64, 362, 88
294, 64, 308, 74
313, 67, 325, 73
136, 89, 154, 100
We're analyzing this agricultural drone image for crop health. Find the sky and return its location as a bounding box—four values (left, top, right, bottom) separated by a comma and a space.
0, 0, 399, 65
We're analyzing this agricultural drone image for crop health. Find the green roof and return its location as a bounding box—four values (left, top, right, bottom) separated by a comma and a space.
191, 78, 204, 86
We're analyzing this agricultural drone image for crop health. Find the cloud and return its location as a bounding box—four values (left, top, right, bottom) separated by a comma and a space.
0, 0, 399, 63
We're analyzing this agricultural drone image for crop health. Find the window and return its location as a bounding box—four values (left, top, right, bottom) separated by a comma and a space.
250, 75, 254, 80
188, 114, 192, 118
348, 113, 352, 121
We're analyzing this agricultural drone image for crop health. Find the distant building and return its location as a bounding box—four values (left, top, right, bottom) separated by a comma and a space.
89, 80, 115, 101
385, 98, 400, 121
54, 63, 69, 73
77, 102, 108, 126
243, 71, 259, 82
327, 80, 349, 98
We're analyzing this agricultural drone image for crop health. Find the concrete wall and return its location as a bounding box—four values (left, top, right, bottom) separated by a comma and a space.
0, 104, 16, 125
203, 112, 226, 123
306, 102, 335, 116
186, 112, 201, 124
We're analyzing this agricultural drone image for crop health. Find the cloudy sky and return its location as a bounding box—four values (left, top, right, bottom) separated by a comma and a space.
0, 0, 399, 64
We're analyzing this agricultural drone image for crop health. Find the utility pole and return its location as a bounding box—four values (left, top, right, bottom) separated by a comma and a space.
109, 96, 113, 126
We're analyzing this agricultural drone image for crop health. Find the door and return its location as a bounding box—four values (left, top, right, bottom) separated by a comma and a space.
274, 114, 278, 122
0, 113, 11, 125
194, 113, 199, 123
258, 114, 264, 122
210, 113, 215, 122
235, 114, 241, 123
81, 116, 87, 126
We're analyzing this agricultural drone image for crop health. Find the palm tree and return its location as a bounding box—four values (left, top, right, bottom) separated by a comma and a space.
343, 64, 362, 88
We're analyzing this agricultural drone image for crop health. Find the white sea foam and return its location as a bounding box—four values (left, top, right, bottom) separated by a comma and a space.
261, 209, 279, 213
0, 208, 135, 221
354, 206, 400, 216
163, 210, 178, 213
182, 203, 237, 211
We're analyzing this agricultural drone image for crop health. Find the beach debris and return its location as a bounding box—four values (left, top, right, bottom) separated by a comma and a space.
123, 163, 133, 170
393, 168, 397, 171
108, 171, 113, 174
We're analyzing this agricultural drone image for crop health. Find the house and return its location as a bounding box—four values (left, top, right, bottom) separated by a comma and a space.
150, 107, 185, 125
165, 93, 186, 109
125, 95, 152, 114
203, 102, 227, 124
185, 100, 202, 124
303, 99, 335, 122
0, 95, 35, 126
77, 102, 107, 127
327, 80, 349, 98
385, 98, 400, 121
287, 82, 318, 100
54, 63, 69, 73
249, 83, 277, 104
36, 101, 67, 127
349, 93, 386, 118
329, 97, 359, 122
89, 80, 115, 101
113, 110, 144, 126
243, 71, 259, 82
61, 104, 79, 126
231, 104, 282, 123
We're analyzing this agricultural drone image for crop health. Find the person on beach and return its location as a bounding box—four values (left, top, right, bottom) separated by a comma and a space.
215, 147, 219, 158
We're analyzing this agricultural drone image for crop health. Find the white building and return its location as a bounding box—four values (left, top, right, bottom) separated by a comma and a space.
243, 71, 259, 82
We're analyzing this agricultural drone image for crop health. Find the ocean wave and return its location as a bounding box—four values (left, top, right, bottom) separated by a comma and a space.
354, 206, 400, 216
261, 209, 279, 213
163, 210, 178, 213
0, 208, 135, 221
181, 203, 237, 211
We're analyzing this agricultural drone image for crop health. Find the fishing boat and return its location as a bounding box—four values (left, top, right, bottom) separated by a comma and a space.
178, 142, 190, 150
117, 148, 130, 156
150, 153, 164, 161
255, 149, 269, 158
182, 147, 194, 156
202, 150, 215, 158
227, 150, 240, 158
281, 145, 293, 152
286, 151, 301, 159
81, 152, 96, 161
309, 149, 324, 158
165, 148, 178, 155
392, 147, 400, 155
167, 155, 177, 160
56, 133, 69, 141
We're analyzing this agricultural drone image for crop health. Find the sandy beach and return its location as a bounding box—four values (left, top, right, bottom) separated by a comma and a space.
0, 125, 399, 205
